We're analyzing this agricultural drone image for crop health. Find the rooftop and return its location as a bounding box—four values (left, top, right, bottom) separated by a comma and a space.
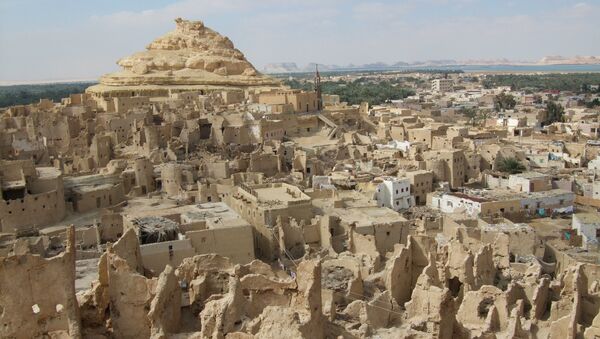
64, 174, 122, 194
573, 213, 600, 224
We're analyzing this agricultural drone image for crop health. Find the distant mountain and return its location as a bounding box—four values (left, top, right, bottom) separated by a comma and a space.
538, 55, 600, 65
262, 56, 600, 73
262, 62, 301, 73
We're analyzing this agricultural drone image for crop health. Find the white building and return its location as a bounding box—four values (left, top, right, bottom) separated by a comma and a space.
507, 172, 551, 193
374, 177, 414, 211
376, 140, 411, 153
588, 157, 600, 172
593, 181, 600, 200
431, 79, 453, 93
572, 213, 600, 250
429, 192, 485, 217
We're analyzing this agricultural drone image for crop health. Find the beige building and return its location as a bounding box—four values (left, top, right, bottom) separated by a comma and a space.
404, 170, 434, 205
0, 160, 66, 233
423, 149, 466, 189
124, 202, 255, 273
258, 89, 319, 113
431, 78, 453, 93
227, 183, 313, 259
64, 174, 125, 213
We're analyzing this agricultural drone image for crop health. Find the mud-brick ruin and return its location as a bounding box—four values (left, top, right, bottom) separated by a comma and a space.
1, 18, 600, 339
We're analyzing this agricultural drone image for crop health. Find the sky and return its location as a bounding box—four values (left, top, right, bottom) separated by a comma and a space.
0, 0, 599, 83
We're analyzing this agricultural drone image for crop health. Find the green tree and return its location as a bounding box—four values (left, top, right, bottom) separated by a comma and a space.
493, 92, 517, 111
545, 100, 565, 124
497, 157, 526, 174
459, 107, 478, 126
585, 98, 600, 108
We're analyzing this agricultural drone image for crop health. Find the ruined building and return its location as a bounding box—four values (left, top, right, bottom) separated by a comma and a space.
1, 17, 600, 339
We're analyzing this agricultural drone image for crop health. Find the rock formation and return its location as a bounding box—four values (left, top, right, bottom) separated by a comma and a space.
86, 18, 281, 97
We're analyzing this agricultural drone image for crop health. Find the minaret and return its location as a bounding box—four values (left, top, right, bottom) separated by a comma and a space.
315, 64, 323, 111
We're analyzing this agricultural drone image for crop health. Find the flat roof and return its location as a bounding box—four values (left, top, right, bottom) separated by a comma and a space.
573, 213, 600, 224
251, 184, 310, 204
443, 188, 574, 203
335, 206, 407, 227
64, 174, 121, 192
511, 171, 549, 179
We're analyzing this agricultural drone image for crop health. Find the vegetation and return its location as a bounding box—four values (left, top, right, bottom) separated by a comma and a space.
545, 101, 565, 124
482, 73, 600, 92
582, 98, 600, 108
285, 79, 415, 105
0, 82, 95, 108
493, 92, 516, 111
458, 107, 478, 125
497, 157, 526, 174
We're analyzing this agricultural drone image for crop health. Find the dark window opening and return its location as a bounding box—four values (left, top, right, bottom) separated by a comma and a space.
2, 188, 25, 201
448, 277, 462, 298
477, 296, 495, 318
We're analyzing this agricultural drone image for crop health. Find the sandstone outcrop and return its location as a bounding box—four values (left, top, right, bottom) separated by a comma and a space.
86, 18, 281, 97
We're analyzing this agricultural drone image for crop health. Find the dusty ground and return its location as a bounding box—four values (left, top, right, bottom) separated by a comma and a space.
75, 258, 99, 293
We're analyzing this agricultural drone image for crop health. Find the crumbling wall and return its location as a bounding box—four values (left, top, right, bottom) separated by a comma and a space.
0, 227, 81, 338
112, 228, 144, 274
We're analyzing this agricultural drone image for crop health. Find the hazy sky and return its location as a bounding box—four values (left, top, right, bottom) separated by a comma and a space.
1, 0, 599, 82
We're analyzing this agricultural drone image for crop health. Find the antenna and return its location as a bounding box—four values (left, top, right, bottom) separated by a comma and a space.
315, 64, 322, 111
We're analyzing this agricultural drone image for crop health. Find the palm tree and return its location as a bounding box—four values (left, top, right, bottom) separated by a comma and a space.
497, 157, 526, 174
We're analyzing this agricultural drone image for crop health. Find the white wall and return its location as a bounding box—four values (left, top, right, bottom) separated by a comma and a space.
374, 178, 413, 211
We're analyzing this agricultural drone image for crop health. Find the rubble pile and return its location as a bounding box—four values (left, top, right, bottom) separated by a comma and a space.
1, 16, 600, 339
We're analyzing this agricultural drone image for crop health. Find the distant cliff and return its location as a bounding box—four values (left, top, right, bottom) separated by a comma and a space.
262, 56, 600, 73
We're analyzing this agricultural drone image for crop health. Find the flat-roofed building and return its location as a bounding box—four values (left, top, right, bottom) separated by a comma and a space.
123, 202, 255, 273
227, 183, 313, 259
432, 78, 453, 93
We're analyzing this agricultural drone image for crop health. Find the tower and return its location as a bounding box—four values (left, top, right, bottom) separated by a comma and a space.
314, 64, 322, 111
